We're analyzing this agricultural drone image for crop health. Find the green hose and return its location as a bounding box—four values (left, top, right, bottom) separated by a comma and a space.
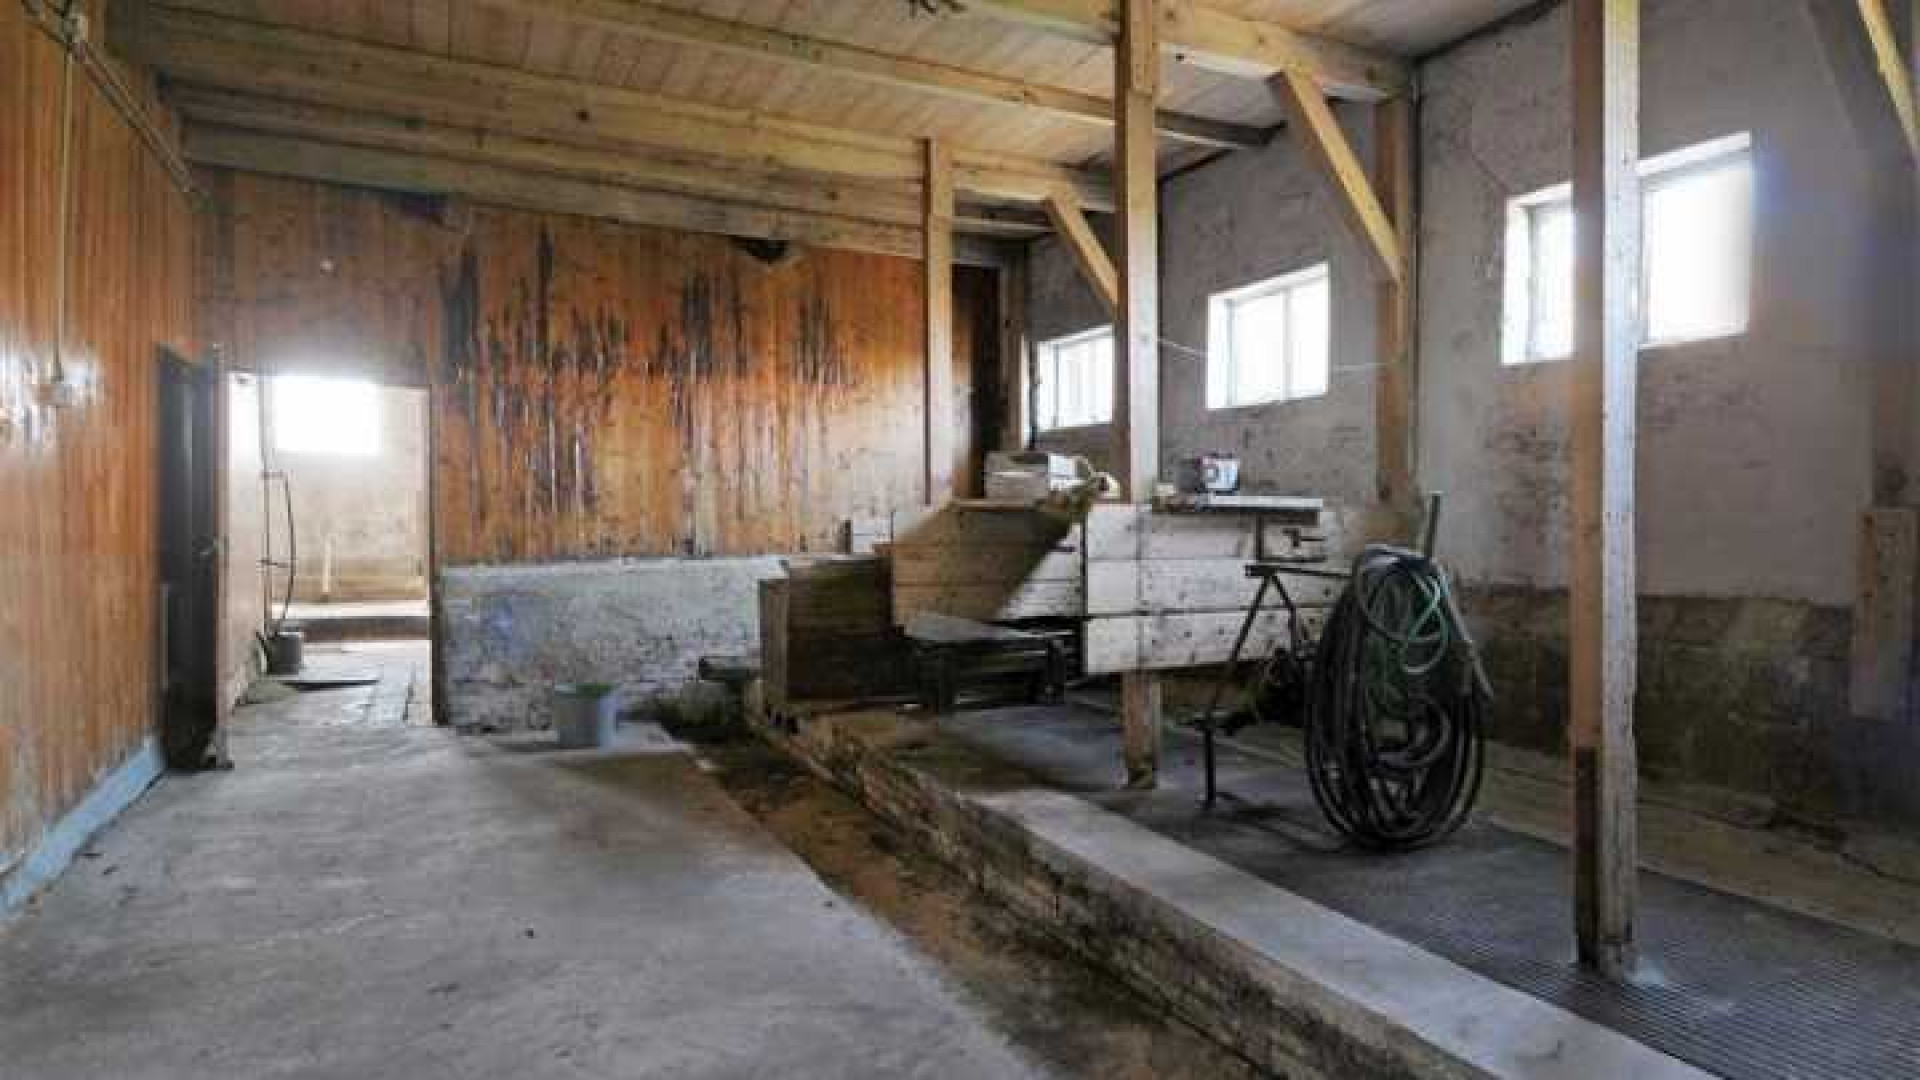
1305, 544, 1491, 851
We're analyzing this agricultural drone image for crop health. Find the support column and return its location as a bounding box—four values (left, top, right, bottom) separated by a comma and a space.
998, 248, 1031, 452
924, 138, 955, 504
1374, 96, 1418, 510
1116, 0, 1163, 788
1569, 0, 1641, 979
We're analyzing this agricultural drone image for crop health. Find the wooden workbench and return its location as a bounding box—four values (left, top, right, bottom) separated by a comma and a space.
885, 498, 1385, 677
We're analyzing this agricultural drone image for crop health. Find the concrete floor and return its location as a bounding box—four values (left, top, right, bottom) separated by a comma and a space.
0, 646, 1054, 1079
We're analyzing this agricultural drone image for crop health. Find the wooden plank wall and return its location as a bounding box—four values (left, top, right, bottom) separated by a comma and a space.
0, 3, 196, 871
198, 170, 999, 567
890, 505, 1085, 624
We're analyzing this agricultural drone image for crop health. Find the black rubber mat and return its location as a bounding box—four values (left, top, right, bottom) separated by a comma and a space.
940, 707, 1920, 1080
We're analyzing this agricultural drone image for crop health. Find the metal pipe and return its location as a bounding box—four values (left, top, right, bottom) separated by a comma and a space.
1420, 491, 1443, 559
49, 10, 75, 391
24, 4, 203, 200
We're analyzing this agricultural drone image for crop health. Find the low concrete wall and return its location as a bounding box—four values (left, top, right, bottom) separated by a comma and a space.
750, 707, 1706, 1080
439, 557, 785, 731
1457, 588, 1916, 824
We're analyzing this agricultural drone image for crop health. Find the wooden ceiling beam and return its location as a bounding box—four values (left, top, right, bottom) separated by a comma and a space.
1269, 72, 1403, 283
170, 88, 1048, 237
958, 0, 1409, 100
129, 4, 1114, 210
476, 0, 1266, 151
183, 126, 1015, 267
1854, 0, 1919, 166
1040, 189, 1118, 314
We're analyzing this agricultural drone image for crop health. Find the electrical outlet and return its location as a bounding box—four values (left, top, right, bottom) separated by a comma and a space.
35, 376, 78, 410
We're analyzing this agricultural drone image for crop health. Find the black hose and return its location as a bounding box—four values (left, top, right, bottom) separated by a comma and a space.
1304, 544, 1490, 851
267, 470, 297, 634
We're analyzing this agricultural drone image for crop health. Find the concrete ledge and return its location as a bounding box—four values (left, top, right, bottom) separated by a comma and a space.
752, 707, 1708, 1080
440, 556, 786, 730
2, 738, 163, 915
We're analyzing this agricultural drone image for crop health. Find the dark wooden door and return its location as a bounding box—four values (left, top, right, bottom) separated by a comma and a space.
157, 348, 222, 769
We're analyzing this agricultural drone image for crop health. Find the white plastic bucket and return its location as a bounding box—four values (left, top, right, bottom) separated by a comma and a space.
550, 683, 618, 748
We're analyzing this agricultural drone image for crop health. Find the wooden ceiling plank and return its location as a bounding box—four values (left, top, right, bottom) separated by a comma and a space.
477, 0, 1264, 150
174, 89, 918, 219
183, 125, 1013, 265
131, 4, 1114, 208
173, 86, 1048, 236
960, 0, 1409, 100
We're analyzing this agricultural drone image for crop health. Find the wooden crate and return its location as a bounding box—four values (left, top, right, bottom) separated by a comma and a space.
760, 556, 911, 707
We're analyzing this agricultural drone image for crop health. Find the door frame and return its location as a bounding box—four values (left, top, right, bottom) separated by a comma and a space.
155, 345, 225, 769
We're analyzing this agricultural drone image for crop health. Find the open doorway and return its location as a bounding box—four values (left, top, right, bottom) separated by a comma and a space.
255, 374, 433, 727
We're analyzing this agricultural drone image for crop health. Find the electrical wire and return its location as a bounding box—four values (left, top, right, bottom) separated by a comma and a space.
1304, 544, 1491, 851
271, 471, 297, 634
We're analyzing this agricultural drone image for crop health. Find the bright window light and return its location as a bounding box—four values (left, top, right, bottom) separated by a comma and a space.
271, 375, 380, 456
1207, 263, 1331, 410
1034, 326, 1114, 431
1502, 133, 1753, 365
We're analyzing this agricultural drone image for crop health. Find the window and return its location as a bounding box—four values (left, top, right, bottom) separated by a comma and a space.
271, 375, 380, 456
1206, 264, 1331, 410
1503, 133, 1754, 365
1033, 326, 1114, 430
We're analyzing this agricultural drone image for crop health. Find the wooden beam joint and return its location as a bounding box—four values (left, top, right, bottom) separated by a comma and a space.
1270, 72, 1404, 284
1041, 189, 1119, 315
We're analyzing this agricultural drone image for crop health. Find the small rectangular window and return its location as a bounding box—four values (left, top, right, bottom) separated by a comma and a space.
1033, 327, 1114, 431
271, 375, 381, 456
1207, 263, 1331, 410
1503, 133, 1753, 366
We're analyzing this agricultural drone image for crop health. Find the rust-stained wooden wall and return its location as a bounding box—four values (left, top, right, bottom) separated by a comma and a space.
1, 3, 196, 874
198, 169, 999, 566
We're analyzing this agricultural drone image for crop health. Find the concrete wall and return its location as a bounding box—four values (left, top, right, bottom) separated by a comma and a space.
1418, 0, 1879, 606
1027, 108, 1381, 503
1028, 0, 1890, 598
221, 373, 267, 713
1417, 1, 1906, 819
1027, 222, 1118, 469
1023, 0, 1914, 821
267, 383, 430, 602
439, 557, 784, 731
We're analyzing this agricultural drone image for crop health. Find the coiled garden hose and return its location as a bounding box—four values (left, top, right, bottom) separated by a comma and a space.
1305, 544, 1492, 851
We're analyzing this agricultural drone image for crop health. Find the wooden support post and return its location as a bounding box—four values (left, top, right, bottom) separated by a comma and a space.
1852, 508, 1919, 720
1374, 95, 1418, 509
998, 249, 1031, 451
924, 138, 956, 504
1569, 0, 1641, 980
1116, 0, 1164, 789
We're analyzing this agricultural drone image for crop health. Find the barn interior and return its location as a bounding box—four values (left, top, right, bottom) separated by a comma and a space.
3, 1, 1918, 1077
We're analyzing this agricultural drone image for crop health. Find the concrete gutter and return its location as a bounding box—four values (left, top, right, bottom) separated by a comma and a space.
752, 707, 1711, 1080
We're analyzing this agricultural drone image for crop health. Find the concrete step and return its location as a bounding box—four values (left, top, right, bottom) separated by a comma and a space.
749, 704, 1708, 1080
293, 614, 430, 643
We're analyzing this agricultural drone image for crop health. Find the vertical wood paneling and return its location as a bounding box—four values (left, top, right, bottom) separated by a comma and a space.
1, 5, 195, 871
195, 170, 996, 567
